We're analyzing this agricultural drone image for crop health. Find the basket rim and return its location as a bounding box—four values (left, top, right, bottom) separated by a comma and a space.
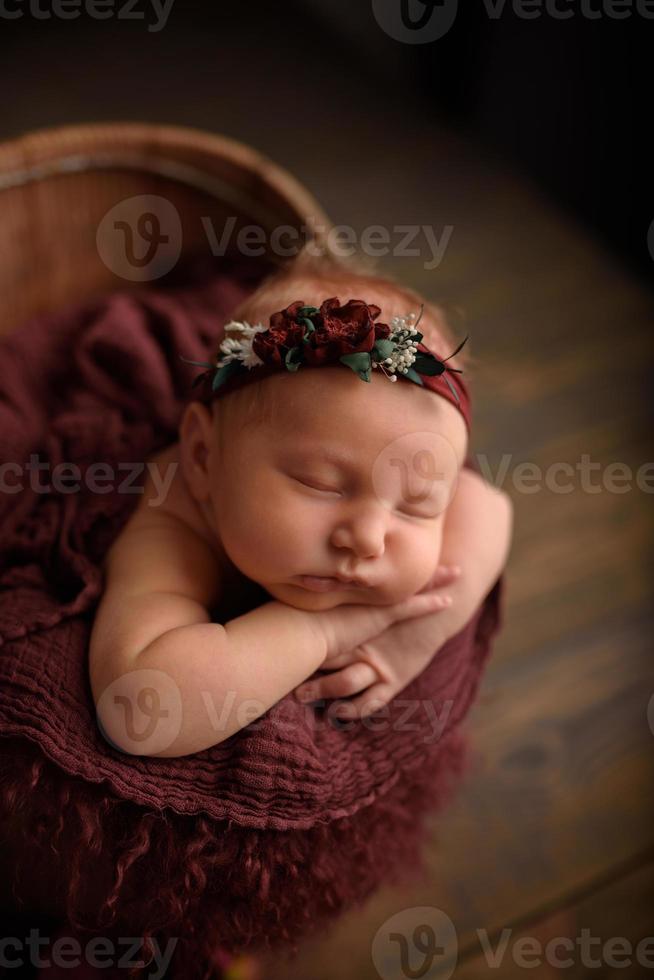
0, 120, 333, 236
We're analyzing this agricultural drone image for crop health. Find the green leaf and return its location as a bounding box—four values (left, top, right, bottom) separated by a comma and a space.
373, 339, 395, 359
340, 352, 371, 371
443, 372, 461, 403
404, 367, 424, 386
285, 347, 303, 372
298, 306, 319, 316
212, 360, 242, 391
179, 355, 214, 369
339, 352, 372, 381
299, 317, 316, 335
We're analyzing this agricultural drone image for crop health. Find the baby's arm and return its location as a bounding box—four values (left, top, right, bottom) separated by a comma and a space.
428, 466, 513, 634
89, 511, 447, 758
88, 512, 330, 758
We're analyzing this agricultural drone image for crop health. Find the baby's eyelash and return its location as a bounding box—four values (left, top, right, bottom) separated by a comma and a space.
293, 477, 341, 495
292, 476, 438, 519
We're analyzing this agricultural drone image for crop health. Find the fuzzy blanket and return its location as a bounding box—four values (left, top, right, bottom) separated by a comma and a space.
0, 254, 505, 979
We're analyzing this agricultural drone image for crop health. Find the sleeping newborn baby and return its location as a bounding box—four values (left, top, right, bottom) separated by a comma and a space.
89, 251, 513, 758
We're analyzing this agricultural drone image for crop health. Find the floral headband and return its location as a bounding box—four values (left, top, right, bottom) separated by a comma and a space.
180, 298, 471, 431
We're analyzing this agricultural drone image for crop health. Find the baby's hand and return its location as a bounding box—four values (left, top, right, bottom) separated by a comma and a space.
310, 570, 456, 665
293, 564, 461, 719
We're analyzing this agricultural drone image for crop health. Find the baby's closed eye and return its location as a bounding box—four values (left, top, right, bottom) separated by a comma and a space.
289, 474, 444, 521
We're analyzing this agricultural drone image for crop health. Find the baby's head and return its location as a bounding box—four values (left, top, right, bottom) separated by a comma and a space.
180, 249, 470, 610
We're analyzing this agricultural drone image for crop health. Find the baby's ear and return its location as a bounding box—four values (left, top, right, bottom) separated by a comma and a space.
179, 402, 214, 503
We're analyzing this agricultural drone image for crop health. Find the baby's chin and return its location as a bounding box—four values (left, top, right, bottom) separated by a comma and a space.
265, 579, 406, 610
263, 580, 374, 609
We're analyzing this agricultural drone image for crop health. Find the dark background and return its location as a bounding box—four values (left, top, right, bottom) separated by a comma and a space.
1, 0, 652, 282
308, 0, 651, 281
415, 9, 650, 281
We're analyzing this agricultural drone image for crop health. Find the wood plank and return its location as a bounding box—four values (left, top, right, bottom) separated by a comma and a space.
261, 607, 654, 980
449, 858, 654, 978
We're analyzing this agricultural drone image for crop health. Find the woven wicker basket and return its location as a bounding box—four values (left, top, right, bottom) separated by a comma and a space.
0, 121, 331, 338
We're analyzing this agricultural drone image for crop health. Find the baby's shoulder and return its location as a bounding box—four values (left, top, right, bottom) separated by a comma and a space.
110, 441, 265, 621
101, 442, 225, 607
137, 442, 205, 532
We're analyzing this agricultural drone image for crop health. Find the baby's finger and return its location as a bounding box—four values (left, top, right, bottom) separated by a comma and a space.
320, 649, 360, 670
331, 682, 393, 721
429, 564, 462, 586
391, 590, 452, 623
295, 662, 378, 703
415, 565, 461, 595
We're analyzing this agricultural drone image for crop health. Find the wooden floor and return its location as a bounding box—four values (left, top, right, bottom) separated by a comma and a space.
2, 6, 653, 977
256, 187, 654, 977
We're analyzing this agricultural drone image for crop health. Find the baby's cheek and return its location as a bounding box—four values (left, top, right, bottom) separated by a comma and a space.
411, 519, 446, 588
257, 496, 314, 553
433, 513, 446, 554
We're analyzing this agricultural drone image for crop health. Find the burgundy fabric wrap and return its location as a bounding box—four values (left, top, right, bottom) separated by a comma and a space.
0, 256, 505, 977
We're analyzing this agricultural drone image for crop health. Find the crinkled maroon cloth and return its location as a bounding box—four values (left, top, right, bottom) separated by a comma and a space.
0, 256, 505, 979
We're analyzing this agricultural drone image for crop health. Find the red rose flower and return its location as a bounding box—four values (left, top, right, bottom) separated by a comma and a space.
250, 298, 391, 370
251, 301, 307, 367
303, 298, 390, 366
268, 300, 307, 332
